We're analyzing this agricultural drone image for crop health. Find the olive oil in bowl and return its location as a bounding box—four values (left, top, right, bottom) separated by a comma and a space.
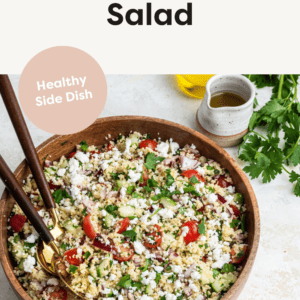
210, 92, 246, 108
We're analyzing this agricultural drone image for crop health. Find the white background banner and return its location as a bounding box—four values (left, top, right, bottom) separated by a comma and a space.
0, 0, 299, 73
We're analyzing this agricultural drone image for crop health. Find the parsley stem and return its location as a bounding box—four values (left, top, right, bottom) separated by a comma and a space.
283, 136, 300, 160
149, 208, 161, 219
278, 75, 284, 100
286, 75, 298, 110
251, 131, 268, 140
282, 166, 291, 175
290, 74, 298, 101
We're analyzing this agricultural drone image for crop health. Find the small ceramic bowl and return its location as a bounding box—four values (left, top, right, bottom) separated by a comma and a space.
0, 116, 260, 300
196, 75, 255, 147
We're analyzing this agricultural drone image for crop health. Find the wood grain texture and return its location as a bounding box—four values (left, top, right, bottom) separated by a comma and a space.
0, 116, 260, 300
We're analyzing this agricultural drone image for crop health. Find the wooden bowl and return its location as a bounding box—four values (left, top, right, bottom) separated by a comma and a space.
0, 116, 260, 300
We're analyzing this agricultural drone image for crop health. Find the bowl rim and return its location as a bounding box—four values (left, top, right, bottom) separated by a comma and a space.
0, 116, 260, 300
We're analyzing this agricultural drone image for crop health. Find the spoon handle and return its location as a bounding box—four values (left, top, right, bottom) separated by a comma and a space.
0, 155, 54, 244
0, 75, 56, 210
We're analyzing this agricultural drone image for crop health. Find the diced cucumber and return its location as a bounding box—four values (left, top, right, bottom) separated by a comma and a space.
211, 273, 237, 293
134, 225, 143, 240
18, 258, 25, 271
60, 160, 68, 168
234, 193, 244, 205
129, 132, 141, 146
119, 206, 136, 218
104, 214, 114, 228
63, 220, 84, 237
117, 180, 128, 188
160, 197, 176, 209
13, 235, 20, 243
145, 284, 153, 295
97, 254, 113, 277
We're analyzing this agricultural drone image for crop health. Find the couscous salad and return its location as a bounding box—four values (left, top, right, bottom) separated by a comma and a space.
7, 132, 247, 300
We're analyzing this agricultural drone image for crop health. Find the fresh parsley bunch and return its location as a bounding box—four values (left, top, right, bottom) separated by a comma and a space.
239, 75, 300, 197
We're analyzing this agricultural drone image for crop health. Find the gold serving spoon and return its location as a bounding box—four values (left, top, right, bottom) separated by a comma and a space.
0, 155, 84, 299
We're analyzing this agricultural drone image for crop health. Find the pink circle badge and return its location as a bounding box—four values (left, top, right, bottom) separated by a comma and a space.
19, 46, 107, 135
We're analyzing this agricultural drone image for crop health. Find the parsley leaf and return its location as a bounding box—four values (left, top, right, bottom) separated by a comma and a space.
145, 153, 164, 170
165, 169, 175, 186
230, 219, 240, 228
117, 275, 132, 289
105, 205, 118, 217
69, 265, 78, 274
132, 281, 143, 291
80, 140, 88, 152
197, 218, 205, 235
121, 230, 137, 241
189, 175, 199, 184
240, 74, 300, 197
140, 258, 151, 272
52, 188, 73, 204
61, 242, 70, 250
127, 186, 135, 195
147, 176, 159, 188
155, 273, 162, 284
83, 251, 91, 260
213, 269, 220, 278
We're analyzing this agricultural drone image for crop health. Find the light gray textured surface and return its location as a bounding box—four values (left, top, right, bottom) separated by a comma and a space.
0, 75, 299, 299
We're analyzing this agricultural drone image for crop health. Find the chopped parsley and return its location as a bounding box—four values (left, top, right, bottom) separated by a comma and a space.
69, 265, 78, 274
189, 175, 200, 184
144, 153, 164, 170
230, 219, 240, 229
80, 140, 88, 152
121, 230, 137, 241
165, 169, 175, 186
105, 205, 118, 217
117, 275, 132, 289
197, 218, 206, 235
83, 251, 91, 260
52, 188, 73, 205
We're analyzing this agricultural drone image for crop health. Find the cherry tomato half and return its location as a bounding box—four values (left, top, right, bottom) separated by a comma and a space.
112, 243, 134, 262
231, 245, 247, 264
139, 139, 158, 151
116, 217, 130, 234
49, 288, 67, 300
83, 213, 97, 240
181, 220, 200, 245
64, 248, 84, 266
230, 204, 241, 217
68, 152, 76, 159
181, 170, 205, 183
49, 181, 60, 190
217, 175, 231, 188
10, 214, 27, 233
93, 234, 112, 252
144, 225, 163, 248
